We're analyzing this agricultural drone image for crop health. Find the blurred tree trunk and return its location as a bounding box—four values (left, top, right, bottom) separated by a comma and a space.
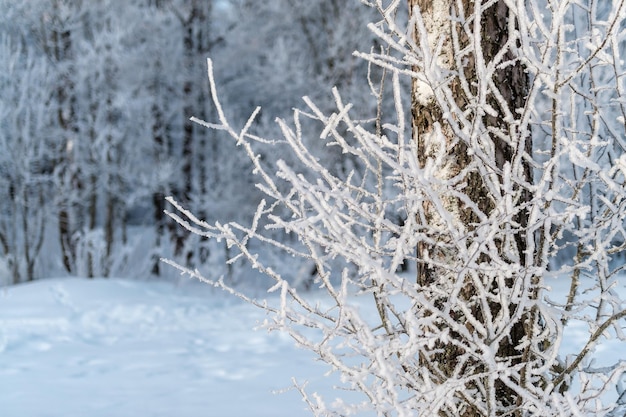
44, 0, 80, 275
151, 95, 167, 276
173, 0, 213, 261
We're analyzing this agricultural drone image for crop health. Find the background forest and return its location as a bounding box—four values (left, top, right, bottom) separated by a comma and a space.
0, 0, 386, 285
2, 0, 626, 415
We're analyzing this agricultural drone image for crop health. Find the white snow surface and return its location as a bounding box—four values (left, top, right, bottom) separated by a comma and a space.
0, 277, 333, 417
0, 275, 623, 416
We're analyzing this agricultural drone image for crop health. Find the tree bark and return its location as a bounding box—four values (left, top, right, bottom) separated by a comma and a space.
409, 0, 531, 414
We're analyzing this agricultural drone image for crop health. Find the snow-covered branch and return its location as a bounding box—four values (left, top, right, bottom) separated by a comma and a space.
166, 1, 626, 415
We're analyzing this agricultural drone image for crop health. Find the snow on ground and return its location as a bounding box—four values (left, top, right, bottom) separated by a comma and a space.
0, 274, 623, 416
0, 277, 336, 417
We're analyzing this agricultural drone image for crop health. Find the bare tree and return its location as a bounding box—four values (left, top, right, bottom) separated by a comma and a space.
0, 40, 50, 284
166, 0, 626, 415
42, 0, 82, 275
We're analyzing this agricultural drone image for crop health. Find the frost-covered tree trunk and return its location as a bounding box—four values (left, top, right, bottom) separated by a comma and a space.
44, 0, 81, 274
0, 39, 50, 285
410, 0, 532, 412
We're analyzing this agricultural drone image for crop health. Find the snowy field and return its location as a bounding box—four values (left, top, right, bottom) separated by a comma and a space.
0, 274, 624, 416
0, 277, 339, 417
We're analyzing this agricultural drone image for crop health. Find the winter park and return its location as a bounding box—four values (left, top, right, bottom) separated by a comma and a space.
1, 0, 626, 416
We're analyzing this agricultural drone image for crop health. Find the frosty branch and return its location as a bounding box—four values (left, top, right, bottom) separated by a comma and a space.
166, 1, 626, 415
